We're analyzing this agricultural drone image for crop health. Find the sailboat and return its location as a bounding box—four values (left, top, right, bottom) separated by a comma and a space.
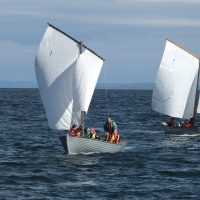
35, 23, 127, 154
152, 39, 200, 134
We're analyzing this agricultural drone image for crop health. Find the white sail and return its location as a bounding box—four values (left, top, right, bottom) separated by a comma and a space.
152, 40, 199, 119
196, 93, 200, 113
73, 49, 103, 112
184, 72, 198, 117
71, 50, 103, 125
35, 25, 103, 130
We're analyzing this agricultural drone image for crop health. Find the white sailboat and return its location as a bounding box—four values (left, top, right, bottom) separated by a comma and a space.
152, 39, 200, 134
35, 23, 127, 154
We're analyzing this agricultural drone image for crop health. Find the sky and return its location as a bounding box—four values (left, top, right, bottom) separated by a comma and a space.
0, 0, 200, 84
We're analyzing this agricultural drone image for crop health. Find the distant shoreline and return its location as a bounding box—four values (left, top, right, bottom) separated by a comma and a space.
0, 80, 38, 88
96, 83, 154, 90
2, 81, 200, 90
0, 80, 154, 90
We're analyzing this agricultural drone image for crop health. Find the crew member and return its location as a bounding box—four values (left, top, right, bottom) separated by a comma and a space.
104, 117, 117, 141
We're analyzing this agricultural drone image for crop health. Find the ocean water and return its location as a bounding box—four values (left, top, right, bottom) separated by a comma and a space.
1, 89, 200, 199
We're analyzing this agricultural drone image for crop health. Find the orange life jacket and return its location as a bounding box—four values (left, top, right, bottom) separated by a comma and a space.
76, 131, 81, 137
186, 121, 192, 127
105, 134, 109, 141
69, 130, 80, 137
69, 130, 76, 136
110, 134, 120, 143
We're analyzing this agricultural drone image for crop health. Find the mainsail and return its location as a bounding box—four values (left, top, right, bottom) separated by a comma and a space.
35, 24, 104, 130
152, 40, 200, 119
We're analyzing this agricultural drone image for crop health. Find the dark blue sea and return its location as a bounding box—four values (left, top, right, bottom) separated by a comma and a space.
1, 89, 200, 199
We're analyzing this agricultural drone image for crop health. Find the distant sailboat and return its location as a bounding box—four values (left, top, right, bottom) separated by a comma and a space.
152, 39, 200, 134
35, 23, 127, 154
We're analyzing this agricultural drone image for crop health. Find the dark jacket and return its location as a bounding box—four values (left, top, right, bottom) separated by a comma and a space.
104, 120, 117, 132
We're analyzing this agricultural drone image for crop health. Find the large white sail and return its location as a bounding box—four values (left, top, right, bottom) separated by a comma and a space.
152, 40, 199, 119
71, 49, 103, 125
35, 25, 103, 130
73, 50, 103, 113
196, 93, 200, 113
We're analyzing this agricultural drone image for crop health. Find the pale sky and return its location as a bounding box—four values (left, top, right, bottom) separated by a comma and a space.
0, 0, 200, 84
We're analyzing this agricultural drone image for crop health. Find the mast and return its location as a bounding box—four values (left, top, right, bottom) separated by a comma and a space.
80, 41, 85, 137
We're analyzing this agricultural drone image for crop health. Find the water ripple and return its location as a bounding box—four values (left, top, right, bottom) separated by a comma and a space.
0, 89, 200, 199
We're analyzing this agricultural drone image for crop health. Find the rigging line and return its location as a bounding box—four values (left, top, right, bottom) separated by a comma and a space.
103, 64, 109, 118
93, 94, 99, 119
93, 95, 101, 139
151, 109, 168, 122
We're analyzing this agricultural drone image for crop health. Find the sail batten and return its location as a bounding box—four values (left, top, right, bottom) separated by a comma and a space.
152, 40, 200, 119
35, 25, 104, 130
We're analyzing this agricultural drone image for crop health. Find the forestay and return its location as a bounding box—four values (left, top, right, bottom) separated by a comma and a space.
152, 40, 200, 119
35, 26, 103, 130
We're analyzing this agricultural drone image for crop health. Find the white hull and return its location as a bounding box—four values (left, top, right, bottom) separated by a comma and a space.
59, 134, 127, 155
162, 123, 200, 135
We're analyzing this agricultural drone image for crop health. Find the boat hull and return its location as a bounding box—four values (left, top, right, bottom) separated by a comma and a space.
162, 123, 200, 135
59, 134, 127, 155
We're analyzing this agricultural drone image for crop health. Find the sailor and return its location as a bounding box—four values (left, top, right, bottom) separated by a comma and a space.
166, 118, 175, 127
104, 117, 117, 141
104, 132, 109, 142
110, 129, 120, 144
185, 118, 194, 127
86, 128, 91, 138
69, 125, 81, 137
89, 128, 99, 139
76, 125, 81, 137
